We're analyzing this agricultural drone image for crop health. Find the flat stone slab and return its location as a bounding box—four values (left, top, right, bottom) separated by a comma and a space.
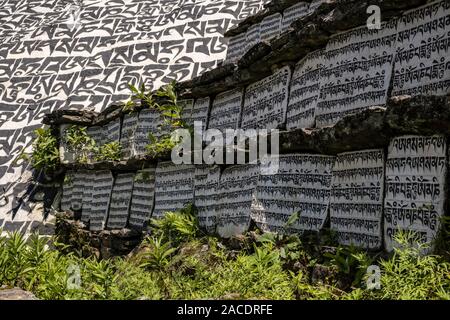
0, 288, 37, 300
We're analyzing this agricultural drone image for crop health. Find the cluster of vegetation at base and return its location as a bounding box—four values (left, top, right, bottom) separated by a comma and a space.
1, 207, 449, 300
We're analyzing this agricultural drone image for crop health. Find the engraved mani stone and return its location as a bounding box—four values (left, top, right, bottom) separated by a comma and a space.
87, 126, 106, 147
194, 165, 221, 234
106, 118, 121, 143
120, 113, 138, 158
81, 171, 95, 224
190, 97, 210, 131
251, 154, 335, 235
216, 164, 259, 238
245, 23, 261, 53
90, 170, 114, 231
225, 33, 246, 63
241, 66, 291, 130
208, 88, 243, 132
71, 171, 85, 211
330, 150, 385, 249
153, 162, 195, 219
135, 108, 163, 156
61, 171, 74, 212
392, 1, 450, 96
309, 0, 325, 13
107, 173, 134, 229
384, 135, 447, 252
281, 2, 309, 32
286, 49, 324, 130
59, 124, 76, 164
316, 20, 398, 127
260, 13, 282, 42
129, 168, 156, 229
180, 99, 194, 127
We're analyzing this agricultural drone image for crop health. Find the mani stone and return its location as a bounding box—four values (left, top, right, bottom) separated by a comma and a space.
384, 135, 447, 252
61, 171, 74, 212
330, 149, 385, 250
194, 165, 221, 234
90, 170, 114, 231
281, 2, 309, 32
190, 97, 210, 131
153, 162, 195, 219
129, 168, 156, 229
316, 20, 397, 127
224, 33, 246, 63
179, 99, 194, 127
260, 13, 282, 42
392, 1, 450, 96
251, 154, 335, 235
59, 124, 76, 164
208, 88, 243, 132
286, 49, 324, 130
241, 66, 291, 130
135, 108, 163, 156
107, 173, 134, 229
120, 113, 138, 158
81, 171, 95, 224
71, 171, 85, 211
216, 164, 259, 238
245, 23, 261, 53
106, 117, 121, 143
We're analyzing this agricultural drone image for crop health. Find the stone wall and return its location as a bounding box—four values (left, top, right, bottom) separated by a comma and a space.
4, 0, 450, 253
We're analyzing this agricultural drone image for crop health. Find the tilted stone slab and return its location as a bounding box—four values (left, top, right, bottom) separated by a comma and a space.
316, 20, 398, 127
194, 165, 221, 233
241, 66, 291, 129
107, 173, 134, 229
120, 113, 138, 158
260, 13, 282, 42
153, 162, 195, 219
129, 168, 156, 229
216, 164, 259, 238
384, 135, 447, 252
252, 154, 335, 234
286, 49, 324, 130
81, 171, 95, 224
330, 149, 385, 249
281, 2, 309, 32
61, 171, 74, 212
90, 170, 114, 231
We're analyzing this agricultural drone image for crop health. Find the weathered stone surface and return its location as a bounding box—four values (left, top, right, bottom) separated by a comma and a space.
0, 288, 37, 300
43, 109, 98, 126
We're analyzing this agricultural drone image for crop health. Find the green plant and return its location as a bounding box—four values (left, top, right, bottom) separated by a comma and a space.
140, 236, 177, 271
63, 125, 96, 163
20, 127, 60, 172
94, 141, 122, 162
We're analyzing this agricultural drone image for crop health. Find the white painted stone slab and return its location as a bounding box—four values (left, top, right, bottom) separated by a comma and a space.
191, 97, 210, 131
216, 164, 259, 238
208, 88, 243, 132
120, 113, 138, 158
260, 13, 282, 42
179, 99, 194, 127
316, 20, 398, 127
61, 171, 74, 212
251, 154, 335, 234
106, 118, 121, 143
153, 162, 195, 219
384, 135, 447, 252
245, 23, 261, 53
129, 168, 156, 229
225, 33, 246, 63
90, 170, 114, 231
330, 150, 385, 249
107, 173, 134, 229
71, 171, 85, 211
194, 165, 221, 233
135, 108, 163, 156
81, 171, 95, 224
286, 49, 324, 129
241, 66, 291, 129
392, 1, 450, 96
281, 2, 309, 32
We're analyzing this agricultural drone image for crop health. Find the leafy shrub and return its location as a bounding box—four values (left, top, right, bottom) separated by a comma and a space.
26, 127, 60, 172
94, 142, 122, 162
63, 125, 96, 163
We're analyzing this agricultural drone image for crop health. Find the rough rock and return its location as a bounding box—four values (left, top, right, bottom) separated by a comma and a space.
43, 109, 98, 126
0, 287, 37, 300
